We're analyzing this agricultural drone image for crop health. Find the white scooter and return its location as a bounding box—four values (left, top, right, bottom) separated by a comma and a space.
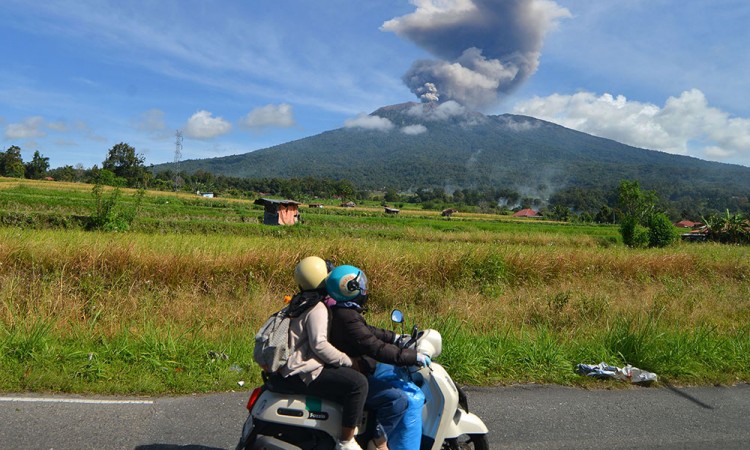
236, 309, 489, 450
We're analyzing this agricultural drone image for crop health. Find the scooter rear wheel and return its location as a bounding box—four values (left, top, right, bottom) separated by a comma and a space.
443, 433, 489, 450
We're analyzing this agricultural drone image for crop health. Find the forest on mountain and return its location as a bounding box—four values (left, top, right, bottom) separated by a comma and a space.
5, 103, 749, 221
151, 103, 750, 219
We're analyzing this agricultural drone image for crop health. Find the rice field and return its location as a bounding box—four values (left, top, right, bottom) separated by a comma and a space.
0, 179, 748, 393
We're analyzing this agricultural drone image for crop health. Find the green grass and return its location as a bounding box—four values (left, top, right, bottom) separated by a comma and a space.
1, 178, 749, 393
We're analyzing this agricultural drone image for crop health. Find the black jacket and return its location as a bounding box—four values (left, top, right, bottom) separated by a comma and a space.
328, 306, 418, 375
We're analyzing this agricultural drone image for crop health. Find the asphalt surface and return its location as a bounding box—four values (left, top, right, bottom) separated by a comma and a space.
1, 383, 749, 449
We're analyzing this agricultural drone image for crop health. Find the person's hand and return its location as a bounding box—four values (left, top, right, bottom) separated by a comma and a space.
416, 353, 431, 367
393, 333, 410, 345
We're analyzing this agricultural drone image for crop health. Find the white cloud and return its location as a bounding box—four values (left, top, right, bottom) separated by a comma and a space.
344, 114, 394, 132
134, 109, 166, 133
240, 104, 295, 130
47, 121, 68, 132
401, 124, 427, 135
4, 116, 47, 139
513, 89, 750, 162
184, 110, 231, 139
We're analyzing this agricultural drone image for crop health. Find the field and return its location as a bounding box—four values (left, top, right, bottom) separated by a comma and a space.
1, 178, 749, 394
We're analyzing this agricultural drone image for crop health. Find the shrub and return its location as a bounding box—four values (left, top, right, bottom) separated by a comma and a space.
648, 213, 679, 248
88, 184, 144, 231
620, 217, 649, 248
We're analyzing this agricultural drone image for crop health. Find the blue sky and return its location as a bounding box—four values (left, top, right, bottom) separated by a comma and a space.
2, 0, 750, 170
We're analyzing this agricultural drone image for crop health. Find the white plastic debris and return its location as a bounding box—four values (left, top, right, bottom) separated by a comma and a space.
237, 381, 245, 387
575, 362, 657, 384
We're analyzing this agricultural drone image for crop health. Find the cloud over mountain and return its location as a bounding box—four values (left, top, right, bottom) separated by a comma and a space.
513, 89, 750, 162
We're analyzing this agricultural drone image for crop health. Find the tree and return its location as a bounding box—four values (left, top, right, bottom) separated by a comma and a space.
618, 180, 676, 248
25, 150, 50, 179
1, 145, 25, 178
102, 142, 147, 187
647, 213, 679, 248
547, 204, 571, 222
617, 180, 657, 223
384, 188, 400, 203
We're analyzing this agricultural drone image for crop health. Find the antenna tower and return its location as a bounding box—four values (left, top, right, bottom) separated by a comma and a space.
174, 130, 183, 191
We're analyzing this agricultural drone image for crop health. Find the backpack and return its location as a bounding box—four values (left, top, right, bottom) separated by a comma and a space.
253, 291, 324, 373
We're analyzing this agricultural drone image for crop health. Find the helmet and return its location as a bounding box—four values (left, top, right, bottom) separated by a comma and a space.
326, 265, 368, 303
294, 256, 329, 291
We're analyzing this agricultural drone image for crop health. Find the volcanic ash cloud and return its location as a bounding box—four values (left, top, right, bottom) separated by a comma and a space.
382, 0, 571, 110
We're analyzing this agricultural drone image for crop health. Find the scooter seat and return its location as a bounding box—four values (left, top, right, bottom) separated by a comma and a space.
265, 381, 301, 395
263, 373, 307, 395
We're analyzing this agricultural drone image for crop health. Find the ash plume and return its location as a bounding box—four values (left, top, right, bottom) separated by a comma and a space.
382, 0, 570, 111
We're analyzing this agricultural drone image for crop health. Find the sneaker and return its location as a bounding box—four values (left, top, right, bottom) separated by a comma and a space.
336, 438, 363, 450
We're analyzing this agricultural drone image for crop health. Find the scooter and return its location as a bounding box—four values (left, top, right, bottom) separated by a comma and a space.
236, 309, 489, 450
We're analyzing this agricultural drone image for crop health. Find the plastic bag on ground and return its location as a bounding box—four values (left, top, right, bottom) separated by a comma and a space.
575, 362, 657, 384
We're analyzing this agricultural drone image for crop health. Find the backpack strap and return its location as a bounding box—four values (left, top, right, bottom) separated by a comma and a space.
286, 291, 324, 318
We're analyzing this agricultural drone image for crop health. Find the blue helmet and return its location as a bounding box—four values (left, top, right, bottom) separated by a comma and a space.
326, 265, 368, 303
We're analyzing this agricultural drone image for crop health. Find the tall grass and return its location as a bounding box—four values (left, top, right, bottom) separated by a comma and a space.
1, 180, 749, 392
1, 226, 749, 393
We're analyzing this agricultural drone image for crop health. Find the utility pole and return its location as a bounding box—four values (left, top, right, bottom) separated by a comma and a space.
174, 130, 183, 191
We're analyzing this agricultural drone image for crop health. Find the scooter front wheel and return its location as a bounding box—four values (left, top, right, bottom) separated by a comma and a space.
443, 433, 489, 450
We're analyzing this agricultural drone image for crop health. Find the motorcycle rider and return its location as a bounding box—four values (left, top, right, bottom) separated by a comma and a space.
268, 257, 369, 450
325, 265, 431, 450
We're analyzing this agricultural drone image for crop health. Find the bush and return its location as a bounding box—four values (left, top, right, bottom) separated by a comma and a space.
87, 184, 144, 231
648, 213, 679, 248
620, 217, 649, 248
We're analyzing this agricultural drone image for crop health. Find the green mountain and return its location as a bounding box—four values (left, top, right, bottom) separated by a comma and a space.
156, 102, 750, 198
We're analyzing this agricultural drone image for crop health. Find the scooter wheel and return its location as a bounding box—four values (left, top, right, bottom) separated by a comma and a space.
443, 433, 489, 450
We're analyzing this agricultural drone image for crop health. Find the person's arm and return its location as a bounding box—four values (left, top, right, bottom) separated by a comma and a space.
367, 324, 396, 343
306, 303, 353, 367
342, 310, 418, 366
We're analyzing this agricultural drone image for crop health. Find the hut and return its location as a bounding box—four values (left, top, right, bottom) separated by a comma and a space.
384, 207, 400, 215
675, 220, 702, 229
441, 208, 458, 218
512, 208, 542, 218
254, 198, 301, 225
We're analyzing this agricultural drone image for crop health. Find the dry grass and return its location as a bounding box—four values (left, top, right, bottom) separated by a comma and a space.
2, 229, 747, 337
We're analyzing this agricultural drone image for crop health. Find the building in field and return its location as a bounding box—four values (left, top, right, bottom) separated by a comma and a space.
512, 208, 542, 218
254, 198, 301, 225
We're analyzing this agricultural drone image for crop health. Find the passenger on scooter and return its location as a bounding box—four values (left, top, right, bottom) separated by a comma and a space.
270, 257, 369, 450
325, 265, 431, 450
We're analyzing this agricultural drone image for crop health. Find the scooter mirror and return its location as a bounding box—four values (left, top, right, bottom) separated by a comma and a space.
390, 309, 404, 324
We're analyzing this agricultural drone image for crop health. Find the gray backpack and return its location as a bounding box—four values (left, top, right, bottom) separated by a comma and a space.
253, 307, 291, 373
253, 291, 323, 373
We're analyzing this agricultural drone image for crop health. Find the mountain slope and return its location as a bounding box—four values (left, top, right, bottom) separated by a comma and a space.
157, 102, 750, 196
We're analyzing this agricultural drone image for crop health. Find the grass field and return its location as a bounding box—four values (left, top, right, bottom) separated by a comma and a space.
1, 178, 749, 394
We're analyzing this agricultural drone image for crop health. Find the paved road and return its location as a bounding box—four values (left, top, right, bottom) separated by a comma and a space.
1, 383, 749, 449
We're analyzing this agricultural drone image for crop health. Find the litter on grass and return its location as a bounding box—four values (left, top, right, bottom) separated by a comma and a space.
575, 362, 657, 384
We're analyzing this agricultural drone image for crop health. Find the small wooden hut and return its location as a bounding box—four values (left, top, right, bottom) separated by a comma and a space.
254, 198, 301, 225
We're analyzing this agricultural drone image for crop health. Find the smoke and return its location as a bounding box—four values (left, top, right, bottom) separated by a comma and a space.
382, 0, 570, 110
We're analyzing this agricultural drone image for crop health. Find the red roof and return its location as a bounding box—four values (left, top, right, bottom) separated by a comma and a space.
513, 208, 541, 218
675, 220, 701, 228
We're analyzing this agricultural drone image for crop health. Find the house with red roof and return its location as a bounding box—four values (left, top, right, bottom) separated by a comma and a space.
512, 208, 542, 218
675, 220, 702, 229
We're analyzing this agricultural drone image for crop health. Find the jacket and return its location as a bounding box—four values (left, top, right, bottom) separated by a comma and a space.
328, 306, 418, 375
280, 301, 353, 385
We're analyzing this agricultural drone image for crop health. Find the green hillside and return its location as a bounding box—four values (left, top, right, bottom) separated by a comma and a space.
154, 102, 750, 204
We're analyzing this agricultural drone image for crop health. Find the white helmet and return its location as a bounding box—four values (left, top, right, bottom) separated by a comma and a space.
294, 256, 329, 291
